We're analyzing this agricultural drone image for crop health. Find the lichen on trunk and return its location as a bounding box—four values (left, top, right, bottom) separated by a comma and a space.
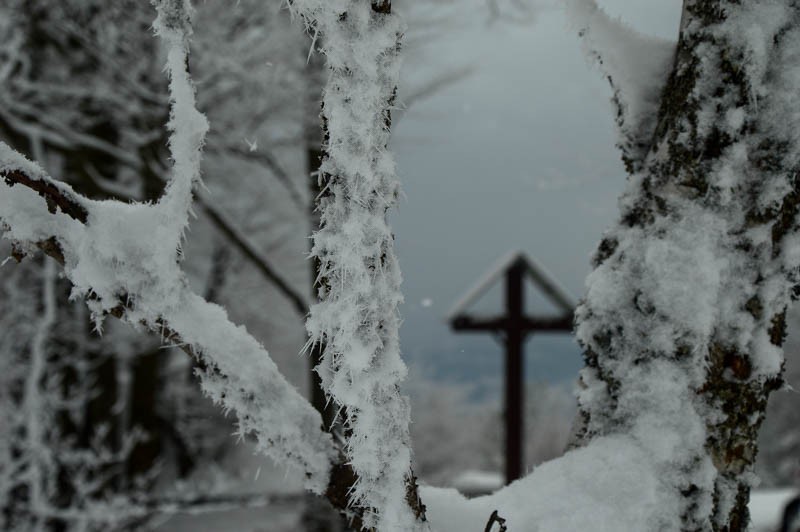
573, 1, 800, 530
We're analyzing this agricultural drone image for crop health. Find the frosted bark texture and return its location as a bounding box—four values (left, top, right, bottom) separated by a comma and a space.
573, 1, 800, 528
291, 1, 420, 530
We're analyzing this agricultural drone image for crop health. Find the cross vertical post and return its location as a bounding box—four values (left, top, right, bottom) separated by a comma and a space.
448, 251, 575, 487
505, 258, 525, 483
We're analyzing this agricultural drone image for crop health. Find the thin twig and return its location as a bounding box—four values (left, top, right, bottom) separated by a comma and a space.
485, 510, 508, 532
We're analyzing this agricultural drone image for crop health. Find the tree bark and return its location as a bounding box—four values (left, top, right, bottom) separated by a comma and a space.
575, 1, 800, 530
296, 0, 428, 528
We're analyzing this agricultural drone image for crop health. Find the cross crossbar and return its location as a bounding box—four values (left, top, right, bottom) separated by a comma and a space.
447, 252, 575, 485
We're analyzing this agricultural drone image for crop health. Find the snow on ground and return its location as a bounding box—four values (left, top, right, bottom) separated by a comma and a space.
147, 432, 798, 531
750, 488, 798, 532
153, 502, 302, 532
151, 444, 306, 532
450, 470, 503, 498
423, 434, 672, 532
424, 438, 798, 532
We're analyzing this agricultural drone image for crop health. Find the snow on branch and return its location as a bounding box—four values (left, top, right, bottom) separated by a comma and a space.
0, 142, 335, 492
3, 148, 336, 488
0, 0, 336, 493
151, 0, 209, 247
290, 1, 424, 530
565, 0, 675, 173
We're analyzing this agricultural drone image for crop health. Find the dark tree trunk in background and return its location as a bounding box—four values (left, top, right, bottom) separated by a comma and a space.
124, 165, 169, 483
0, 3, 170, 516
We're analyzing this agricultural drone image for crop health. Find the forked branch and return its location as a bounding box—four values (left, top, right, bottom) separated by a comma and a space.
0, 158, 335, 491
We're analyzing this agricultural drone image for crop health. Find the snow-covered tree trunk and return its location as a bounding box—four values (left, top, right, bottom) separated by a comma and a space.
570, 1, 800, 530
291, 1, 426, 530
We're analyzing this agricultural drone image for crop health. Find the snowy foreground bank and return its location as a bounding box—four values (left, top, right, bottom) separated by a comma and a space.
423, 436, 795, 532
159, 435, 796, 531
424, 435, 664, 531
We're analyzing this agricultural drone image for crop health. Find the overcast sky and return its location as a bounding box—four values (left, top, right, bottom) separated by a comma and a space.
390, 0, 682, 392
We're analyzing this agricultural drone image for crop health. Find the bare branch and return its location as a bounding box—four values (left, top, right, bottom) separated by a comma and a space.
484, 510, 508, 532
198, 195, 309, 315
84, 167, 310, 316
2, 169, 88, 223
206, 142, 306, 210
395, 64, 474, 125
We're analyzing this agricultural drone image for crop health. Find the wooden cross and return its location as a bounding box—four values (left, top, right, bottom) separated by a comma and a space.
448, 251, 575, 485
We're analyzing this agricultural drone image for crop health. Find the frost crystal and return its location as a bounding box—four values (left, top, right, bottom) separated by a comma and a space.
291, 0, 421, 529
572, 1, 800, 527
0, 0, 335, 494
